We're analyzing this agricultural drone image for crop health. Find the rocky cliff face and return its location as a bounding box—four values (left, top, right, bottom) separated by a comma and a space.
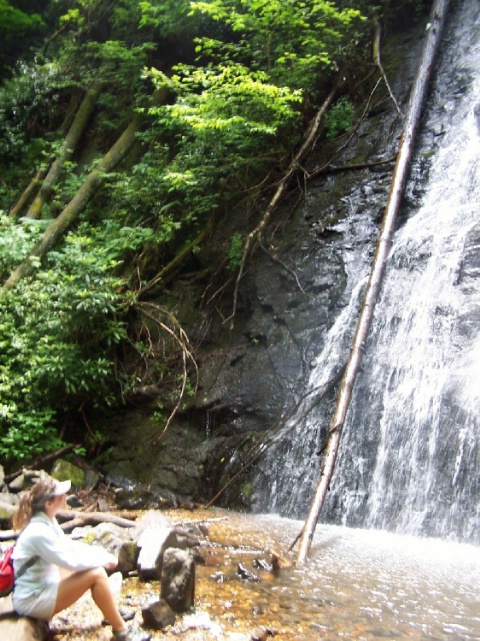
101, 21, 432, 510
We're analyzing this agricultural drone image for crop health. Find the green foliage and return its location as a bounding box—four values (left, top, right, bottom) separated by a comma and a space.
227, 232, 244, 271
133, 62, 302, 232
0, 215, 129, 463
138, 0, 191, 35
0, 61, 70, 162
191, 0, 365, 90
0, 0, 46, 72
324, 96, 355, 138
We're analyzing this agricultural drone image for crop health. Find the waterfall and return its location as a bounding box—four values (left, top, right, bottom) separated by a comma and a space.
253, 0, 480, 544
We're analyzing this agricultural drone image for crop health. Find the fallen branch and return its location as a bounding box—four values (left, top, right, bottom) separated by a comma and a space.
136, 220, 213, 299
56, 509, 137, 530
1, 509, 138, 540
374, 17, 403, 118
320, 156, 396, 175
134, 302, 198, 444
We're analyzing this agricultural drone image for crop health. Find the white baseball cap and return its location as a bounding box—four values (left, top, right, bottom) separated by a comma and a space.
51, 479, 71, 495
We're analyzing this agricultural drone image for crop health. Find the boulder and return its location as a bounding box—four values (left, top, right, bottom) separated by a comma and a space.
136, 526, 200, 580
0, 616, 49, 641
0, 595, 49, 641
141, 599, 176, 630
51, 460, 85, 488
160, 548, 195, 613
0, 493, 18, 521
72, 522, 138, 575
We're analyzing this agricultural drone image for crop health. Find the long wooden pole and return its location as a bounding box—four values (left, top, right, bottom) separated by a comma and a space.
296, 0, 451, 564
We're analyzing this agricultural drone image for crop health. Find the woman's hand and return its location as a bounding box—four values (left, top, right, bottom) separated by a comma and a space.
106, 554, 119, 570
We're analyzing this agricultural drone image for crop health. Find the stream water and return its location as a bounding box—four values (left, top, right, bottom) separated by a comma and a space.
195, 512, 480, 641
49, 510, 480, 641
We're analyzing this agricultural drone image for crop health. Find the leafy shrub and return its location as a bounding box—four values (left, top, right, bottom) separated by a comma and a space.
324, 97, 356, 138
227, 233, 244, 271
0, 218, 129, 463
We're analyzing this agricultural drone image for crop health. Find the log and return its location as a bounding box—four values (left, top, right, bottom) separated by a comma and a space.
1, 509, 137, 540
56, 509, 137, 530
296, 0, 451, 564
8, 92, 81, 220
8, 166, 48, 220
25, 84, 100, 219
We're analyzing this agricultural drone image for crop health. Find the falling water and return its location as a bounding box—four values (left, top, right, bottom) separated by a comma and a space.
253, 0, 480, 544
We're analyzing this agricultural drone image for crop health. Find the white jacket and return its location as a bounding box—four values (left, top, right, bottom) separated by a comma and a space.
12, 512, 116, 614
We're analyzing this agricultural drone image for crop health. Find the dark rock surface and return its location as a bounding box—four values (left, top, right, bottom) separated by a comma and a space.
98, 20, 435, 511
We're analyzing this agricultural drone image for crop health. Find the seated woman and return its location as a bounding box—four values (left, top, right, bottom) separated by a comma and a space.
12, 477, 150, 641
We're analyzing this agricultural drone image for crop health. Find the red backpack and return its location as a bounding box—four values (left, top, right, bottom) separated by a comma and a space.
0, 546, 15, 596
0, 546, 38, 597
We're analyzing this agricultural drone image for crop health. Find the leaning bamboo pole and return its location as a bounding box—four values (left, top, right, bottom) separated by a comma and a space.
296, 0, 451, 564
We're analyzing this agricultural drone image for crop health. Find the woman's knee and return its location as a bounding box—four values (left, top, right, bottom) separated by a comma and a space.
91, 566, 109, 584
54, 568, 107, 614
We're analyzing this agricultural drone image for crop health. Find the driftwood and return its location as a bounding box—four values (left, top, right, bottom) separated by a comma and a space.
56, 509, 137, 531
0, 509, 137, 540
296, 0, 451, 564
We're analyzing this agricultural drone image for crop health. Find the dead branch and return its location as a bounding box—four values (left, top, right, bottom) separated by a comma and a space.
134, 302, 198, 444
258, 238, 309, 297
136, 220, 213, 299
319, 156, 396, 175
56, 509, 137, 530
374, 18, 403, 118
226, 79, 343, 328
306, 74, 384, 182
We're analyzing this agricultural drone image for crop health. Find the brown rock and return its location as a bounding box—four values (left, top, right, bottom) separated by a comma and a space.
141, 599, 176, 630
0, 615, 49, 641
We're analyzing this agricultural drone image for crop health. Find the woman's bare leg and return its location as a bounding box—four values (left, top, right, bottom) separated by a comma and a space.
53, 567, 126, 632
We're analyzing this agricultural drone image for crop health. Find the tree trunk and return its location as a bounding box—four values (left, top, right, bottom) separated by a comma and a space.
24, 85, 100, 219
2, 86, 170, 291
296, 0, 451, 565
8, 91, 81, 220
8, 166, 48, 220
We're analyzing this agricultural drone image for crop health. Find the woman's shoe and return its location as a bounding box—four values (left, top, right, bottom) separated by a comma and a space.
102, 606, 136, 625
112, 625, 152, 641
